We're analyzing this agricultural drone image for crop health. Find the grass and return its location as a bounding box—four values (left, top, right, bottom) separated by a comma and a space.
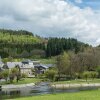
0, 78, 41, 85
8, 89, 100, 100
39, 57, 56, 64
52, 79, 100, 85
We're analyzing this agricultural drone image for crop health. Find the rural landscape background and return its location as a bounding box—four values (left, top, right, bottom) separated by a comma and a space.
0, 0, 100, 100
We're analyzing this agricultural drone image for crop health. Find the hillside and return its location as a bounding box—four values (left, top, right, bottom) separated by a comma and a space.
0, 29, 45, 58
0, 29, 89, 58
0, 29, 41, 44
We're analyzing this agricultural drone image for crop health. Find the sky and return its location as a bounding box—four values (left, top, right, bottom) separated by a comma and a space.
0, 0, 100, 46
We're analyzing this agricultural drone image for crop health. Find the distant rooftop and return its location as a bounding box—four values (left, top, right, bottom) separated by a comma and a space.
7, 62, 22, 69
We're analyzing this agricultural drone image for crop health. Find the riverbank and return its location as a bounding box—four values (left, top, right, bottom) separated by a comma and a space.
2, 83, 35, 90
7, 89, 100, 100
51, 83, 100, 89
52, 79, 100, 84
51, 79, 100, 89
0, 78, 41, 85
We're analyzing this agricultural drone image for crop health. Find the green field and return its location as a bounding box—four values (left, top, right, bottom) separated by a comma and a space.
39, 57, 56, 64
9, 89, 100, 100
0, 78, 41, 85
52, 79, 100, 85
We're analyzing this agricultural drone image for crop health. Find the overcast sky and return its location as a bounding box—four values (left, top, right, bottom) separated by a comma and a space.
0, 0, 100, 46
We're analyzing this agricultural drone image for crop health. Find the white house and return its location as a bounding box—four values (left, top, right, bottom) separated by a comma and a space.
0, 56, 4, 68
6, 61, 33, 77
1, 59, 52, 77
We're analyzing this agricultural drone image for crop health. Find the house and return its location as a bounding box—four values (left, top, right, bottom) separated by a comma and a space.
34, 64, 54, 74
1, 58, 52, 77
6, 62, 22, 69
6, 61, 33, 77
21, 60, 54, 75
34, 65, 46, 74
0, 56, 4, 68
20, 64, 32, 77
0, 67, 3, 72
22, 60, 33, 65
33, 61, 40, 65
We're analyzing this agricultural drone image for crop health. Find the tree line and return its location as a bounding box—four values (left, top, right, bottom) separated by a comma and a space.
0, 65, 28, 83
44, 47, 100, 81
0, 29, 45, 58
0, 29, 89, 58
0, 29, 34, 36
46, 38, 89, 57
55, 47, 100, 81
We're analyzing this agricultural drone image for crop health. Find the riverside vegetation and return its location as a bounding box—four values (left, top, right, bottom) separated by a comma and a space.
0, 29, 88, 58
1, 29, 100, 84
10, 90, 100, 100
1, 29, 100, 99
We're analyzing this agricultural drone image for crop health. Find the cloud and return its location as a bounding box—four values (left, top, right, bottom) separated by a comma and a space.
0, 0, 100, 46
75, 0, 83, 4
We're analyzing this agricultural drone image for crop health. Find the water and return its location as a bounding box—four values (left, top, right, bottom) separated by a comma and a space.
0, 82, 99, 100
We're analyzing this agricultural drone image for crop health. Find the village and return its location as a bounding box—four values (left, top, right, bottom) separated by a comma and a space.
0, 0, 100, 99
0, 56, 53, 83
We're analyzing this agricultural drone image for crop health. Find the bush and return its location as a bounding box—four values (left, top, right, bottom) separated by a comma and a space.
97, 67, 100, 78
0, 71, 3, 79
45, 70, 57, 81
21, 73, 28, 78
90, 71, 98, 80
82, 71, 91, 82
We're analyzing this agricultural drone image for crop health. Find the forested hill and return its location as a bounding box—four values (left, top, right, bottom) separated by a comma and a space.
0, 29, 42, 44
0, 29, 89, 58
46, 38, 89, 57
0, 29, 45, 58
0, 29, 33, 36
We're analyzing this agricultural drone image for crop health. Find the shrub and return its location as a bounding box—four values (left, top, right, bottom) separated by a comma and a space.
97, 67, 100, 78
82, 71, 91, 82
90, 71, 98, 80
21, 73, 28, 78
45, 70, 57, 81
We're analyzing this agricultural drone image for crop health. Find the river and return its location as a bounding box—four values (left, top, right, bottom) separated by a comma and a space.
0, 82, 100, 100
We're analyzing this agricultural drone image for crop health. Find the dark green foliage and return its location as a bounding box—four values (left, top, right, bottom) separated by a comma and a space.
0, 29, 89, 58
0, 29, 45, 58
0, 29, 33, 36
45, 70, 57, 81
46, 38, 88, 57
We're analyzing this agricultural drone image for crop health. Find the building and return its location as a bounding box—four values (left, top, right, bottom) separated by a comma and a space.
6, 61, 33, 77
20, 64, 33, 77
6, 62, 22, 69
0, 56, 4, 68
1, 59, 52, 77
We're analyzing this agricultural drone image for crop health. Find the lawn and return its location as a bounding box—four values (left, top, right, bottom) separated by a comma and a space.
52, 79, 100, 85
0, 78, 41, 85
9, 89, 100, 100
39, 57, 56, 64
13, 78, 41, 85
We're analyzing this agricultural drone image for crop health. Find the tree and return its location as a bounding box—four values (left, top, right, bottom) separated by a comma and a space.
15, 65, 21, 82
82, 71, 90, 82
10, 67, 19, 83
31, 68, 35, 75
21, 50, 29, 58
97, 67, 100, 78
21, 73, 28, 78
75, 73, 80, 80
56, 52, 70, 80
0, 71, 3, 80
2, 69, 9, 82
90, 71, 98, 80
45, 70, 57, 81
46, 38, 87, 57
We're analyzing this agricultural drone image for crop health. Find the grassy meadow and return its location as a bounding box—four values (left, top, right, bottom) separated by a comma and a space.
9, 89, 100, 100
52, 79, 100, 84
0, 78, 41, 85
